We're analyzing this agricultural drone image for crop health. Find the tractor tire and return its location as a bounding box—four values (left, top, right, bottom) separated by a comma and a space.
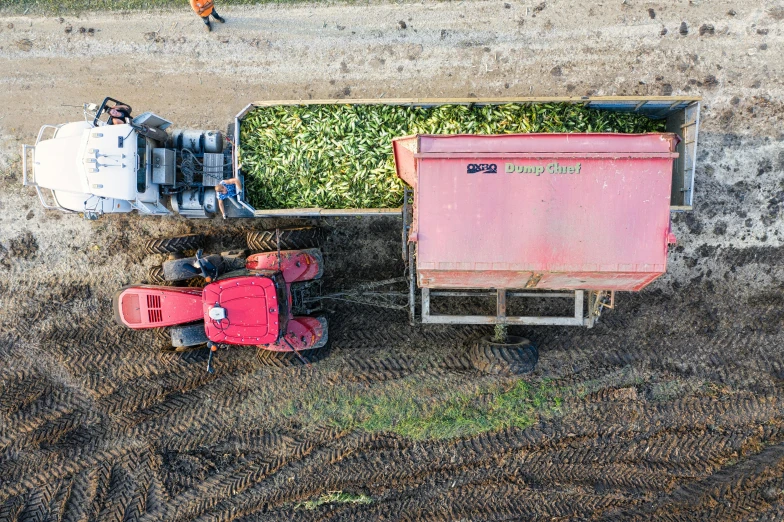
246, 227, 323, 253
147, 265, 171, 285
256, 344, 330, 368
256, 318, 330, 368
154, 326, 207, 352
469, 335, 538, 376
144, 234, 203, 255
170, 323, 208, 349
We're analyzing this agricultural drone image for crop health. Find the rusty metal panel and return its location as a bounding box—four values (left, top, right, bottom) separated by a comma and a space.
536, 271, 663, 291
397, 133, 678, 291
418, 132, 678, 154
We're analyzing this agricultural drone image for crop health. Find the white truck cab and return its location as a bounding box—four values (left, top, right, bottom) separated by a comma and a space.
23, 98, 225, 219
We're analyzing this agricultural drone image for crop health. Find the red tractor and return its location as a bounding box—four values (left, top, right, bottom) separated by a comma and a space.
113, 228, 327, 370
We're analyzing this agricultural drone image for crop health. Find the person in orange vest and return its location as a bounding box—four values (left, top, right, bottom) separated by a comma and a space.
190, 0, 225, 32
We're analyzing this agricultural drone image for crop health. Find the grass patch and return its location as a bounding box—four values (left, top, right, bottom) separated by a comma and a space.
282, 377, 563, 440
295, 491, 372, 510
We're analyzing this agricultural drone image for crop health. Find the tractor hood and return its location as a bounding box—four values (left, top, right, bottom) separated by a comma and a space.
34, 124, 139, 201
202, 274, 287, 345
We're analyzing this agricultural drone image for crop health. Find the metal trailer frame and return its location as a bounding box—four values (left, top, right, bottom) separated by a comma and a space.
402, 186, 598, 327
232, 96, 700, 218
398, 131, 682, 329
402, 185, 615, 328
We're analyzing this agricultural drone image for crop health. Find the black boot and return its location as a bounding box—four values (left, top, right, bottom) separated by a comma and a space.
213, 13, 226, 23
203, 19, 212, 32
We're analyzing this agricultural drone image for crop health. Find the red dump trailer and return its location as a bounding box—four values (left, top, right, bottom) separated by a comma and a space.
393, 132, 681, 327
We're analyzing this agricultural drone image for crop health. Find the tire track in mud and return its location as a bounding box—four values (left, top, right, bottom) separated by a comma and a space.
2, 383, 784, 520
3, 216, 784, 519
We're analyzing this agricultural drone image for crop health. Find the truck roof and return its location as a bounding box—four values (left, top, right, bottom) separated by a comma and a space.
34, 123, 139, 202
35, 133, 88, 194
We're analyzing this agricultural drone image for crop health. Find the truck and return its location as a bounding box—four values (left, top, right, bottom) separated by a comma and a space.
22, 96, 699, 219
25, 96, 701, 368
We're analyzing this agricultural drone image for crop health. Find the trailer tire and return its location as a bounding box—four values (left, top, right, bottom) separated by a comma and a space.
246, 227, 323, 252
469, 335, 538, 375
144, 234, 203, 255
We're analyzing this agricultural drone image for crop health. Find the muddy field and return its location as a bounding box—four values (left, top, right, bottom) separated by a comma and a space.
2, 1, 784, 520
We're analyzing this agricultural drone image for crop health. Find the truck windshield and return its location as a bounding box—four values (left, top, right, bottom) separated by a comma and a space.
137, 134, 147, 193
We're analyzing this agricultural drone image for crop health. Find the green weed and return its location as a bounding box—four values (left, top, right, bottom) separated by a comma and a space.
295, 491, 372, 510
282, 377, 563, 440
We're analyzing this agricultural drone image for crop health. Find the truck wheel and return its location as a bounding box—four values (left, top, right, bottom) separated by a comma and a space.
144, 234, 203, 255
246, 227, 323, 252
469, 335, 538, 375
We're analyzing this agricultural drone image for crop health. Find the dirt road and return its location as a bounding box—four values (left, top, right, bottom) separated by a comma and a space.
2, 1, 784, 520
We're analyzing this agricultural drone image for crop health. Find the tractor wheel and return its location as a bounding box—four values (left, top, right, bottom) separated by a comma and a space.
256, 344, 330, 368
170, 323, 209, 349
147, 265, 171, 285
469, 335, 538, 376
246, 227, 323, 252
256, 319, 330, 368
144, 234, 203, 255
154, 326, 207, 352
153, 327, 173, 351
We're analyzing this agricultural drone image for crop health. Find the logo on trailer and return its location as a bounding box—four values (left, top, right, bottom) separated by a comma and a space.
467, 163, 498, 174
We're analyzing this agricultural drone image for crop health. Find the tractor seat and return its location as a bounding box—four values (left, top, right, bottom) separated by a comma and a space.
202, 275, 284, 345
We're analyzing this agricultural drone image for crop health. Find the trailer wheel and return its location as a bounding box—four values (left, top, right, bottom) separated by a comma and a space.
144, 234, 203, 255
246, 227, 323, 252
469, 335, 538, 375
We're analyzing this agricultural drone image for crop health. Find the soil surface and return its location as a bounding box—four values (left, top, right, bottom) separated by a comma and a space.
2, 1, 784, 520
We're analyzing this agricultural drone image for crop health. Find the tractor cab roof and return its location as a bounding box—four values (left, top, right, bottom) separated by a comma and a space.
202, 274, 287, 345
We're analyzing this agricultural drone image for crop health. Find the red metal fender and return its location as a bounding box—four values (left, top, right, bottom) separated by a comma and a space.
113, 285, 203, 329
245, 249, 322, 284
260, 316, 327, 352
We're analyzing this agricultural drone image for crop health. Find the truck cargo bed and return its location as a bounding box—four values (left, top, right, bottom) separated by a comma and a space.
231, 96, 700, 218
